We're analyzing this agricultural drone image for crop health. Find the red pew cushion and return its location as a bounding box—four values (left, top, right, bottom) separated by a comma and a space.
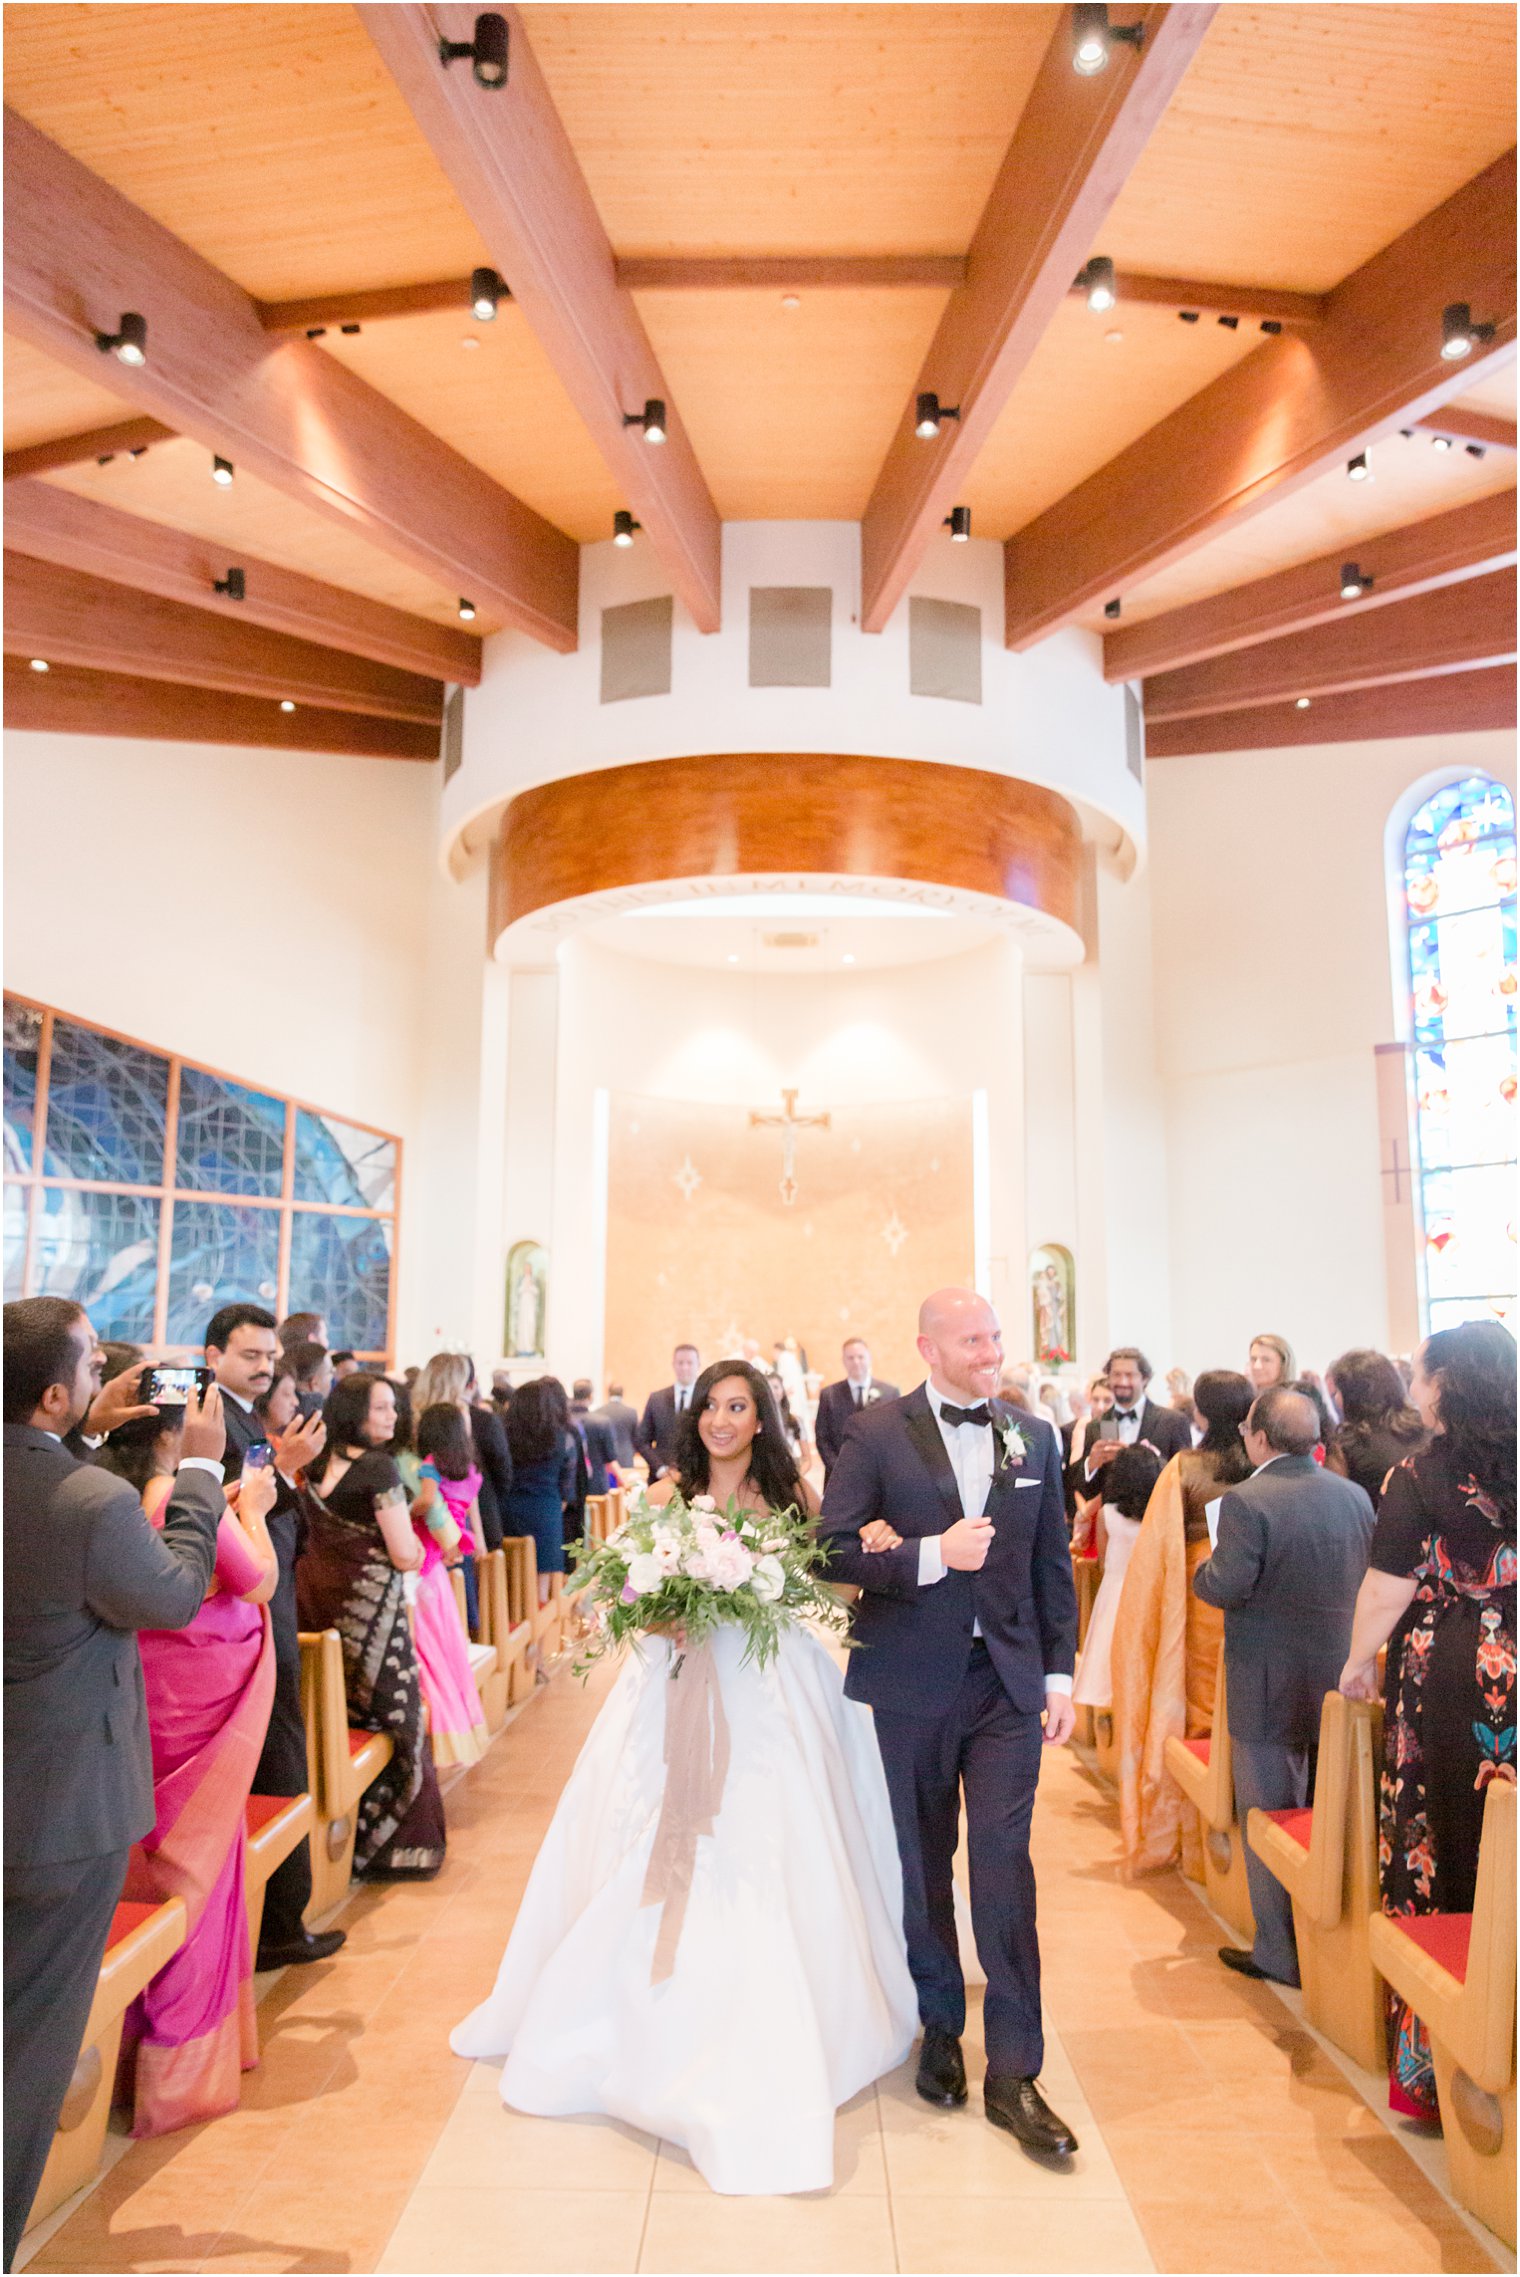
1263, 1806, 1314, 1850
105, 1900, 160, 1951
245, 1793, 297, 1834
1183, 1738, 1210, 1764
348, 1730, 375, 1757
1392, 1913, 1472, 1984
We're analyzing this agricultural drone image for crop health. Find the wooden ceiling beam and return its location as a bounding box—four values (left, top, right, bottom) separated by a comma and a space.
1414, 406, 1517, 452
615, 255, 967, 292
3, 106, 579, 651
4, 551, 445, 724
4, 416, 176, 481
1080, 272, 1324, 327
1142, 565, 1516, 720
1106, 490, 1518, 681
859, 4, 1217, 636
1145, 665, 1517, 757
3, 479, 482, 685
1005, 150, 1518, 648
3, 655, 437, 761
360, 5, 722, 633
257, 277, 503, 336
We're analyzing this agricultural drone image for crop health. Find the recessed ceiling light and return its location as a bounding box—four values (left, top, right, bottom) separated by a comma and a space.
726, 953, 739, 964
28, 658, 49, 673
279, 700, 296, 712
842, 953, 856, 965
1295, 697, 1311, 710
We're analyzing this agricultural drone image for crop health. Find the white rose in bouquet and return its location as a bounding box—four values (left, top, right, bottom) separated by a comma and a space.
624, 1551, 666, 1597
708, 1537, 755, 1592
750, 1555, 785, 1603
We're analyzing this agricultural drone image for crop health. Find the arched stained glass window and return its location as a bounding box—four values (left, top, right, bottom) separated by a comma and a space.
1403, 774, 1517, 1332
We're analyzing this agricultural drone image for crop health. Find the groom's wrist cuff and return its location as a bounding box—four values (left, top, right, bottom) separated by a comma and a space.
1043, 1673, 1074, 1695
917, 1535, 947, 1586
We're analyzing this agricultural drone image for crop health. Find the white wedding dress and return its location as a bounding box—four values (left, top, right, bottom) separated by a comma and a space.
451, 1622, 918, 2194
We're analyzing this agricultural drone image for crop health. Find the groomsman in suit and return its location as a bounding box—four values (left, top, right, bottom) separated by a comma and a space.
634, 1344, 701, 1480
814, 1337, 901, 1476
204, 1304, 342, 1970
594, 1381, 639, 1469
820, 1289, 1080, 2159
3, 1300, 225, 2267
1195, 1388, 1374, 1986
1083, 1346, 1191, 1487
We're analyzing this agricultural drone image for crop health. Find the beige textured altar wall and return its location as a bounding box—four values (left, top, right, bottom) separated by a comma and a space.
604, 1091, 974, 1403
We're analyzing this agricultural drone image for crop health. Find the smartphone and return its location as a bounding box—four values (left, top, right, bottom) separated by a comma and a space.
142, 1364, 214, 1406
242, 1443, 275, 1471
1095, 1414, 1121, 1442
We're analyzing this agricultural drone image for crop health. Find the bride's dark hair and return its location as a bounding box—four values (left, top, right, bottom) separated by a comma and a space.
673, 1359, 804, 1511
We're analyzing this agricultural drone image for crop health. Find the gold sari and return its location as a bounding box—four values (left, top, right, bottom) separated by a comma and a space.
1111, 1449, 1227, 1879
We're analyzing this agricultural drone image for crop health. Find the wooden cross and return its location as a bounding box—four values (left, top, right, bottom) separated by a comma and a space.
748, 1087, 831, 1206
1382, 1132, 1412, 1207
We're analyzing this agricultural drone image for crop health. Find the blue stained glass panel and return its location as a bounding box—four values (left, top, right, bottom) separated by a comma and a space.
175, 1066, 286, 1197
288, 1211, 391, 1352
4, 1000, 43, 1174
293, 1110, 396, 1212
165, 1202, 281, 1345
1406, 777, 1515, 851
44, 1020, 169, 1186
4, 1183, 29, 1299
33, 1188, 159, 1340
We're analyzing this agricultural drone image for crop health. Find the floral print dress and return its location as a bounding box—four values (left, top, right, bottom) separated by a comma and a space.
1371, 1441, 1516, 2116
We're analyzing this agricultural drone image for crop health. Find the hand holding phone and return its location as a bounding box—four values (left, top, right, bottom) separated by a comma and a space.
142, 1364, 215, 1408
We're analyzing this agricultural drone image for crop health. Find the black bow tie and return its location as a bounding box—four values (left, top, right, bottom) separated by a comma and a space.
941, 1402, 991, 1429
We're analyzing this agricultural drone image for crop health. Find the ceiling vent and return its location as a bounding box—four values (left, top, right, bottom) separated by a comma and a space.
761, 931, 820, 949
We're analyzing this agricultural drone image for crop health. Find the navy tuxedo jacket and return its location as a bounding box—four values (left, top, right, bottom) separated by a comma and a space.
819, 1385, 1078, 1718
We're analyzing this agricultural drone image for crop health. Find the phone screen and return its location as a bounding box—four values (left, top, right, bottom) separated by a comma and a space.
242, 1443, 275, 1472
145, 1364, 212, 1406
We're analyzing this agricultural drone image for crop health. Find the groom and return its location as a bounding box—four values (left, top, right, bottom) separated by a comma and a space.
819, 1287, 1079, 2157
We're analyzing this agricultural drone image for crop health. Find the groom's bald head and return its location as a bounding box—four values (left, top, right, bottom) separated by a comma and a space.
917, 1288, 1004, 1403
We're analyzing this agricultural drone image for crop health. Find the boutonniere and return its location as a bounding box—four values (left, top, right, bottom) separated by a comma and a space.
865, 1387, 882, 1405
997, 1419, 1029, 1472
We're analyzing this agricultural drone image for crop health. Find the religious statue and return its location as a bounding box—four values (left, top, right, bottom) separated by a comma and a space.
1030, 1245, 1074, 1366
505, 1239, 547, 1358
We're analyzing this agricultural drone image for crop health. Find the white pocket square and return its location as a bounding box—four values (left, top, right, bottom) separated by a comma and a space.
1012, 1478, 1040, 1490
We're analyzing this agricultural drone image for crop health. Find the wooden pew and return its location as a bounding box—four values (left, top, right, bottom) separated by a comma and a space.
448, 1562, 507, 1731
1163, 1642, 1256, 1943
1369, 1779, 1516, 2249
25, 1897, 187, 2235
1071, 1553, 1099, 1747
298, 1629, 395, 1918
244, 1792, 314, 1968
476, 1546, 529, 1726
1247, 1691, 1383, 2067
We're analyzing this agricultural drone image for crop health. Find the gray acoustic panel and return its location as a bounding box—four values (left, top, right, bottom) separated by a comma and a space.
601, 595, 673, 703
909, 596, 982, 704
441, 685, 465, 781
1124, 685, 1144, 782
749, 587, 832, 687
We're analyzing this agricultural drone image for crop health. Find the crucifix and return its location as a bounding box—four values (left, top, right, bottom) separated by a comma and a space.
748, 1088, 830, 1206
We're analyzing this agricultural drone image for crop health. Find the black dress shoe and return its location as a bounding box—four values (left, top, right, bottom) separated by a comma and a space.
984, 2075, 1079, 2156
1218, 1945, 1298, 1986
915, 2027, 968, 2108
256, 1927, 347, 1969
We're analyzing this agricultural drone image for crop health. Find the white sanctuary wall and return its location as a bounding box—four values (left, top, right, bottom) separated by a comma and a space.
1147, 725, 1517, 1376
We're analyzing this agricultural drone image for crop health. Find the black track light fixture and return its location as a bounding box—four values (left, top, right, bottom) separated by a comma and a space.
945, 507, 972, 542
95, 311, 147, 366
915, 392, 961, 439
1339, 562, 1372, 601
622, 398, 667, 444
612, 510, 641, 548
1079, 257, 1116, 314
1346, 451, 1371, 482
1071, 4, 1144, 75
438, 12, 508, 87
211, 455, 235, 486
470, 267, 503, 322
214, 568, 246, 601
458, 598, 478, 622
1466, 443, 1487, 460
1441, 302, 1496, 363
1104, 598, 1122, 621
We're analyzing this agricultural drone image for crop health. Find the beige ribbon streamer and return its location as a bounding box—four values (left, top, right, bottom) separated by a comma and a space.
640, 1641, 732, 1985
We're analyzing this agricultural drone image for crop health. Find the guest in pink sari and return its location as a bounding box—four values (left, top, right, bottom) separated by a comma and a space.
99, 1387, 279, 2137
410, 1403, 489, 1770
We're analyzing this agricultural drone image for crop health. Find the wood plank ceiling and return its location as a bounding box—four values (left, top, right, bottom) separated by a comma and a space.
3, 0, 1516, 760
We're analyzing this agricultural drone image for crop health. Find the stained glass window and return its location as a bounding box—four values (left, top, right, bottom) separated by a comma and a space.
4, 1183, 29, 1300
176, 1067, 286, 1197
293, 1110, 397, 1212
45, 1019, 169, 1186
1403, 775, 1517, 1333
288, 1211, 393, 1353
4, 1000, 43, 1174
33, 1188, 161, 1342
165, 1202, 282, 1344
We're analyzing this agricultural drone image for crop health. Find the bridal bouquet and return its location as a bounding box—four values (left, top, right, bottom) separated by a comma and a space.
566, 1486, 847, 1673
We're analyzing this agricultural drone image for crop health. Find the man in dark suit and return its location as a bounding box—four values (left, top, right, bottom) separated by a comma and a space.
1194, 1386, 1375, 1986
1082, 1345, 1192, 1489
3, 1298, 225, 2268
814, 1337, 900, 1476
204, 1303, 341, 1970
571, 1381, 618, 1494
634, 1343, 701, 1479
594, 1381, 638, 1470
820, 1288, 1080, 2161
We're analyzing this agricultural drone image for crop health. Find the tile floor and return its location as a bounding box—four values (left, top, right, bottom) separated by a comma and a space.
21, 1658, 1509, 2275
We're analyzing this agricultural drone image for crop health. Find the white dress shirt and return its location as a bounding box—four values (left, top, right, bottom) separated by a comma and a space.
912, 1380, 1072, 1693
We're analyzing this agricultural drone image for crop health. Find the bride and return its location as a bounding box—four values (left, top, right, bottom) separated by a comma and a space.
450, 1359, 917, 2194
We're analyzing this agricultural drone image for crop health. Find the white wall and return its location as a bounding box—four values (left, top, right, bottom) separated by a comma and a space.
2, 728, 501, 1361
1148, 726, 1517, 1375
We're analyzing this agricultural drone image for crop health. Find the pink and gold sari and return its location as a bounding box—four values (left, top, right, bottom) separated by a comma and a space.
1111, 1450, 1226, 1881
118, 1487, 275, 2137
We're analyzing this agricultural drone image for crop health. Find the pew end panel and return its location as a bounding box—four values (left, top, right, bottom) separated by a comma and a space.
26, 1897, 187, 2236
1163, 1649, 1255, 1944
243, 1791, 314, 1967
500, 1537, 540, 1701
298, 1629, 395, 1919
